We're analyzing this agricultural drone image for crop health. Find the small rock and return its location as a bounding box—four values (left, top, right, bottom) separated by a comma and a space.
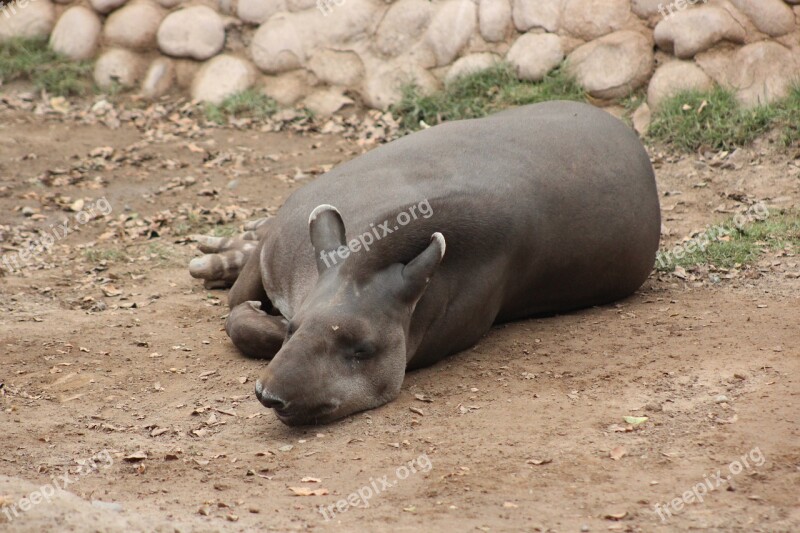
141, 57, 175, 98
91, 500, 124, 512
632, 102, 651, 136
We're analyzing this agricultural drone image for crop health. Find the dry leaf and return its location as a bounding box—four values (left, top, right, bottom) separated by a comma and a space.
526, 458, 553, 465
289, 487, 328, 496
124, 451, 147, 462
609, 446, 627, 461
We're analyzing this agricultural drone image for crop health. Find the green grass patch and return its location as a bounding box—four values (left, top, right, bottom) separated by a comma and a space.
390, 63, 585, 133
775, 85, 800, 147
656, 210, 800, 272
648, 86, 800, 151
0, 37, 93, 96
204, 89, 278, 124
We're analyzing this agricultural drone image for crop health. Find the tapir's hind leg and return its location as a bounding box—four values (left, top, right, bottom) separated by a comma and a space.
226, 301, 287, 359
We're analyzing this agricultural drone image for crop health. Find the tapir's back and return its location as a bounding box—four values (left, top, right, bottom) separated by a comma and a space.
263, 101, 660, 329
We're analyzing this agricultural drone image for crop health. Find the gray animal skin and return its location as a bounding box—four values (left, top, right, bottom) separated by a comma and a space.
189, 101, 661, 426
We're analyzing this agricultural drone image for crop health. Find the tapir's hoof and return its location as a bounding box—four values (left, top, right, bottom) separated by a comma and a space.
188, 235, 258, 287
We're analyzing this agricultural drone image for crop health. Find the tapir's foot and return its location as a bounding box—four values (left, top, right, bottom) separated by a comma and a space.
188, 218, 269, 289
226, 301, 287, 359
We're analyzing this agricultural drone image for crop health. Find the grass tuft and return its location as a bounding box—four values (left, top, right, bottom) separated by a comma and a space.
648, 87, 777, 152
656, 210, 800, 271
204, 89, 278, 124
0, 37, 93, 96
390, 63, 585, 132
775, 85, 800, 147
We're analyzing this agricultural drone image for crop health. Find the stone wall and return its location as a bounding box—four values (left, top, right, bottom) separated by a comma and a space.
0, 0, 798, 116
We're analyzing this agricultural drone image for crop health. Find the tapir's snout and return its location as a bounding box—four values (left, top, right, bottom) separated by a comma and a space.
255, 376, 340, 426
254, 379, 286, 410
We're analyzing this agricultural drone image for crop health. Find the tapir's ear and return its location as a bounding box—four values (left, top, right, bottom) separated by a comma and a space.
309, 204, 346, 274
399, 232, 446, 305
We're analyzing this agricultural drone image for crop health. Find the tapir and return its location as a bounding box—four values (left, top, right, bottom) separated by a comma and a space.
189, 101, 661, 426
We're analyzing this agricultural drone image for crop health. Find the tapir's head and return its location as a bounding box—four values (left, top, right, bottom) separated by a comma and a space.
255, 204, 445, 426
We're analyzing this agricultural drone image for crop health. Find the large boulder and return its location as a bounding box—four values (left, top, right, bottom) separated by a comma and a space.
566, 30, 653, 99
250, 0, 382, 74
191, 54, 257, 104
506, 32, 563, 81
653, 6, 745, 59
560, 0, 630, 40
425, 0, 477, 66
512, 0, 561, 32
361, 57, 440, 109
727, 42, 800, 107
157, 6, 226, 61
0, 0, 55, 42
478, 0, 512, 42
104, 1, 165, 51
375, 0, 433, 58
445, 52, 500, 83
262, 69, 317, 105
49, 6, 102, 60
303, 87, 354, 116
237, 0, 286, 24
89, 0, 127, 14
94, 48, 146, 89
728, 0, 795, 37
307, 49, 365, 87
631, 0, 663, 18
250, 13, 305, 74
647, 60, 714, 109
286, 0, 317, 10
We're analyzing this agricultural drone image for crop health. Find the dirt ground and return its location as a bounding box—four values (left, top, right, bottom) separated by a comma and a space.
0, 97, 798, 533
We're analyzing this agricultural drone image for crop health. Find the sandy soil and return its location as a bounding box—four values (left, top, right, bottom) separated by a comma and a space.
0, 102, 798, 533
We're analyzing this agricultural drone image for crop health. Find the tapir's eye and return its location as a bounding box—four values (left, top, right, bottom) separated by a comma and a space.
349, 343, 375, 360
286, 323, 296, 338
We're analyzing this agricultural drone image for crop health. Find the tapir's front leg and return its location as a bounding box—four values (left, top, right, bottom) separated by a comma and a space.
188, 218, 270, 289
226, 301, 287, 359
